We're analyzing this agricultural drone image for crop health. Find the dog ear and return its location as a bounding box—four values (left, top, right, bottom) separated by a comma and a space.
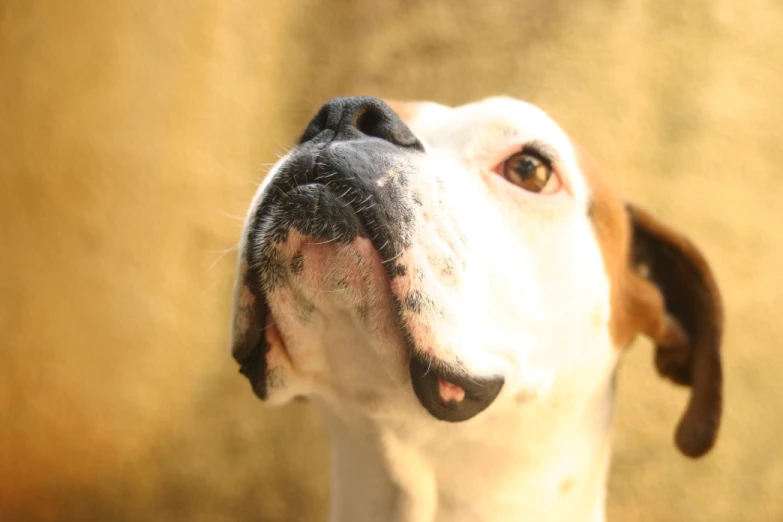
624, 204, 724, 458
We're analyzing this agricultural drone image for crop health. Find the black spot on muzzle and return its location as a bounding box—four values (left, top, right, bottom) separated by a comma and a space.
409, 353, 505, 423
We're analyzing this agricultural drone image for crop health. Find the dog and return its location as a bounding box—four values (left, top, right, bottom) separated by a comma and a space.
230, 96, 723, 522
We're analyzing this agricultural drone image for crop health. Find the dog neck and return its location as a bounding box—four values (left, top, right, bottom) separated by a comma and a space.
311, 354, 619, 522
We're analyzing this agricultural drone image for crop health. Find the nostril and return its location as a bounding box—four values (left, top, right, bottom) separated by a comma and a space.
354, 106, 385, 140
299, 102, 334, 145
300, 96, 424, 151
311, 106, 330, 135
354, 103, 423, 151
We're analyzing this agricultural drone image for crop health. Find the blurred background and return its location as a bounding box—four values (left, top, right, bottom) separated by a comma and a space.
1, 1, 781, 521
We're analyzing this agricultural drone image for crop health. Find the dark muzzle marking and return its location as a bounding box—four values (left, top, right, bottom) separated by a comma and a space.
409, 353, 505, 422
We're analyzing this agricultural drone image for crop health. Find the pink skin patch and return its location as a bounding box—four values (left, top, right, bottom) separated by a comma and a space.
257, 219, 468, 402
263, 230, 406, 385
388, 247, 459, 360
438, 377, 466, 403
268, 233, 398, 341
264, 313, 294, 375
264, 313, 284, 351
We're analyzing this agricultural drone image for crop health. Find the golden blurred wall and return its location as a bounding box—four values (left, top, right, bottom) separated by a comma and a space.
1, 1, 781, 521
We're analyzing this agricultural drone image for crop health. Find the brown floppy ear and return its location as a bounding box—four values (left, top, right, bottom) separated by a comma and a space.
625, 204, 724, 458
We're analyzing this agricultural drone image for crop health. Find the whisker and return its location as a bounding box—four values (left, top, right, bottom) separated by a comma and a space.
307, 237, 340, 246
215, 211, 247, 223
205, 245, 240, 273
203, 245, 239, 254
381, 250, 404, 263
423, 357, 433, 378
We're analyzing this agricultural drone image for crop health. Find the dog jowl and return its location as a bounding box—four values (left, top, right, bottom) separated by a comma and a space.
230, 96, 723, 522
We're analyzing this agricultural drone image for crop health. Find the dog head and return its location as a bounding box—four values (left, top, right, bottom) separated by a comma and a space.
231, 96, 722, 457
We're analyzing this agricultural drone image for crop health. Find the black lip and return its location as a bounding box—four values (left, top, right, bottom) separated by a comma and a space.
409, 353, 505, 422
233, 282, 270, 401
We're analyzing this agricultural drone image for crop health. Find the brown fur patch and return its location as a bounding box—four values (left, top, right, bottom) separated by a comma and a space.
578, 148, 723, 458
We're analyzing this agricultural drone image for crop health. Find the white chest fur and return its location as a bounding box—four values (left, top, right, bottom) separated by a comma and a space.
314, 346, 619, 522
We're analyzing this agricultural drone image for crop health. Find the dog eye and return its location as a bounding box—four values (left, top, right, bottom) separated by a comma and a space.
502, 151, 555, 193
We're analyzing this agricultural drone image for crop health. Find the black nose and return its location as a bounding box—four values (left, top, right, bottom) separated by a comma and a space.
299, 96, 424, 152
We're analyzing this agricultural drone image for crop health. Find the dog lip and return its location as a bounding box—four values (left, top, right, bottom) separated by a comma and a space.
233, 285, 270, 401
409, 353, 505, 422
237, 342, 268, 400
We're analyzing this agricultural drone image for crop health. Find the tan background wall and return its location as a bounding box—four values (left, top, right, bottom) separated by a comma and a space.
1, 1, 781, 520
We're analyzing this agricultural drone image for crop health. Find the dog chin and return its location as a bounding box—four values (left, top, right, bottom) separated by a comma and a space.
243, 224, 402, 399
235, 184, 509, 422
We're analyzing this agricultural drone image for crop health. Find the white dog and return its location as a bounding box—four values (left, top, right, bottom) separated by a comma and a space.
230, 96, 723, 522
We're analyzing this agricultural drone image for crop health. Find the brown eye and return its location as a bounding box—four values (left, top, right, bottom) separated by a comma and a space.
502, 152, 553, 193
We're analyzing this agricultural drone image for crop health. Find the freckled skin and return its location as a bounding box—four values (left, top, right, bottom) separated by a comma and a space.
290, 251, 304, 274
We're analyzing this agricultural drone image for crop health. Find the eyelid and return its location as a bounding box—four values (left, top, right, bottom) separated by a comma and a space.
490, 140, 572, 196
520, 140, 559, 166
486, 140, 561, 172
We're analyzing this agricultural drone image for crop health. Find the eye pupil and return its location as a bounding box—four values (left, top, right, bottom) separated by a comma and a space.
514, 158, 536, 177
503, 152, 553, 193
